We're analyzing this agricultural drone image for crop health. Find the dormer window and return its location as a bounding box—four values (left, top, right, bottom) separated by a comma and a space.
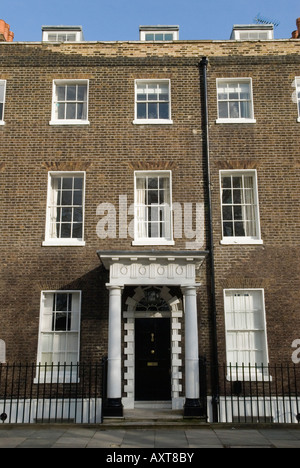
139, 26, 179, 42
230, 25, 274, 40
42, 26, 84, 42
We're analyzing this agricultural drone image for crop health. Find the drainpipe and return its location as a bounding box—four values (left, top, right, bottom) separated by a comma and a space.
199, 57, 219, 422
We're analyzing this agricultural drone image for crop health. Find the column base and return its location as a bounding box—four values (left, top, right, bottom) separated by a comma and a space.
103, 398, 123, 417
184, 398, 203, 418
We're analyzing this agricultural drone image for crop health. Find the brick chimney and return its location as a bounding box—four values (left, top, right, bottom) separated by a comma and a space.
0, 19, 14, 42
291, 17, 300, 38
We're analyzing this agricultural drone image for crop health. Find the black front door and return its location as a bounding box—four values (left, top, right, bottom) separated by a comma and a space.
135, 318, 171, 401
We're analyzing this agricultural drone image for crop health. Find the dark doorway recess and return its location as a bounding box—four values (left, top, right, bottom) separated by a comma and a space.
135, 318, 171, 401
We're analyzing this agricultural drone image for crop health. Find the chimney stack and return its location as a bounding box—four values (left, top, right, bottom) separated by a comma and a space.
291, 17, 300, 38
0, 19, 14, 42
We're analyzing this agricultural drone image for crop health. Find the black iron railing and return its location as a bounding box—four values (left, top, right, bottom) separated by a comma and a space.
0, 360, 299, 424
207, 363, 300, 424
0, 362, 104, 424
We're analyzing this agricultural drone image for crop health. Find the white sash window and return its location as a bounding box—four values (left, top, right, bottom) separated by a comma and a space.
43, 172, 85, 246
224, 289, 269, 380
134, 171, 174, 245
50, 80, 89, 125
134, 80, 173, 124
216, 78, 256, 124
220, 170, 262, 245
36, 291, 81, 382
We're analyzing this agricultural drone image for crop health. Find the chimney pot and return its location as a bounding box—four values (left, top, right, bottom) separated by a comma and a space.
0, 20, 5, 34
0, 19, 14, 42
4, 23, 9, 41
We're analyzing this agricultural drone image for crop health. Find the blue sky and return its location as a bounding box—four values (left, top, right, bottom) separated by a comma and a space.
1, 0, 300, 42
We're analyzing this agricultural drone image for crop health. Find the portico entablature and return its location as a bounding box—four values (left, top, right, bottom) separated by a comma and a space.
97, 250, 208, 286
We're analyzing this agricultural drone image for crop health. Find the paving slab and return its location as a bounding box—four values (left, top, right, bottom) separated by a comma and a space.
259, 428, 298, 440
0, 437, 27, 448
18, 438, 56, 448
122, 429, 156, 448
185, 428, 224, 447
154, 429, 188, 448
269, 440, 300, 449
87, 429, 126, 449
287, 429, 300, 440
214, 428, 273, 447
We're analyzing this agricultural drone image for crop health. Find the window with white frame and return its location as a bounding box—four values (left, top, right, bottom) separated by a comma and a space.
145, 32, 175, 41
230, 26, 274, 41
47, 33, 77, 42
133, 171, 174, 245
296, 78, 300, 122
220, 170, 262, 244
50, 80, 89, 125
42, 26, 84, 43
43, 173, 85, 246
134, 80, 173, 124
224, 289, 269, 379
37, 291, 81, 381
0, 80, 6, 124
216, 79, 256, 123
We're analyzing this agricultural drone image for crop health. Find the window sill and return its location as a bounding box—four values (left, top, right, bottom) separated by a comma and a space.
0, 121, 5, 126
133, 119, 173, 125
42, 239, 86, 247
297, 117, 300, 123
132, 239, 175, 246
216, 118, 256, 124
220, 238, 263, 245
49, 120, 90, 126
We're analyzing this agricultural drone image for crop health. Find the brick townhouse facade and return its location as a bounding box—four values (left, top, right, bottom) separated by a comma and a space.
0, 21, 299, 420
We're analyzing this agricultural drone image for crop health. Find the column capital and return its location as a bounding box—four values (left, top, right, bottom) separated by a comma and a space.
106, 284, 124, 291
181, 284, 201, 295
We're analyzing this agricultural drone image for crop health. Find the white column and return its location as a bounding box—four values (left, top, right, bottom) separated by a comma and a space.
106, 285, 123, 404
182, 285, 200, 408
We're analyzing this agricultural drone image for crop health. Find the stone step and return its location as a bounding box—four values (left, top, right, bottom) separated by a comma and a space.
102, 409, 207, 428
102, 420, 208, 429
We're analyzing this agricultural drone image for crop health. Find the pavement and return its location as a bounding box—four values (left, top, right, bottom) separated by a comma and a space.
0, 424, 300, 448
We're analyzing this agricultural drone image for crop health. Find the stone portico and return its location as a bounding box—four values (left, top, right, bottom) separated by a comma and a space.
98, 251, 207, 417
